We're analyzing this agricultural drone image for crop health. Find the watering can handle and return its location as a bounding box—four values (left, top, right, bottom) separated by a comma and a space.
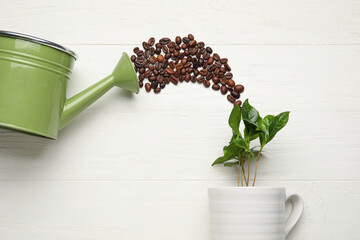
285, 194, 304, 237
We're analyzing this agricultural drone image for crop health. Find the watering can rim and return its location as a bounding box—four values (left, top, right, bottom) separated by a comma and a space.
0, 30, 78, 60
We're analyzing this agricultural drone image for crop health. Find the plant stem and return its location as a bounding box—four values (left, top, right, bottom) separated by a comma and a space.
242, 163, 247, 186
240, 161, 244, 186
252, 150, 262, 186
238, 159, 240, 187
246, 154, 250, 186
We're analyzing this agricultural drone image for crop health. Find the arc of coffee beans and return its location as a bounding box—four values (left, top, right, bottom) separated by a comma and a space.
131, 34, 244, 106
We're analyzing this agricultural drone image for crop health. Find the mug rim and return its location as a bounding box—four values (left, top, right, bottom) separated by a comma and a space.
208, 186, 286, 191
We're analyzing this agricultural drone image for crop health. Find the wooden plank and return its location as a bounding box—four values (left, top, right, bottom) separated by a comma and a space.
1, 0, 359, 45
0, 45, 359, 181
0, 181, 358, 240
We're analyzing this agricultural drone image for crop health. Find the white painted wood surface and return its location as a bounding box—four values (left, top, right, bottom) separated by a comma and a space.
1, 0, 359, 239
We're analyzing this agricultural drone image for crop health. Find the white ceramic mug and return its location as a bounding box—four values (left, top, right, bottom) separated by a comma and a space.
208, 187, 303, 240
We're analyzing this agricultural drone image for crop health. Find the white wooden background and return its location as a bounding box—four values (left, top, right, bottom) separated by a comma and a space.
1, 0, 360, 239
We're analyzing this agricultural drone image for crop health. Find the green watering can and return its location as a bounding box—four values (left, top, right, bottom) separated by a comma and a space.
0, 31, 139, 139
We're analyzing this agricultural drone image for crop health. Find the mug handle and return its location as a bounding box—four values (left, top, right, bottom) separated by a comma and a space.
285, 194, 304, 237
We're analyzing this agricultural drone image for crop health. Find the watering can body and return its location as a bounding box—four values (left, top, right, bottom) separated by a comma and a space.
0, 31, 139, 139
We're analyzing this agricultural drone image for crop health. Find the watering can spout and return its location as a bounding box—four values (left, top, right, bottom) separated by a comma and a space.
59, 52, 139, 129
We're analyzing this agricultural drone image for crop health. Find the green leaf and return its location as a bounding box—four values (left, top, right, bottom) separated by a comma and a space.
228, 105, 242, 136
223, 143, 240, 159
241, 99, 261, 141
233, 137, 249, 150
267, 112, 290, 143
211, 140, 242, 166
258, 115, 275, 146
224, 161, 239, 167
212, 156, 229, 166
241, 99, 261, 126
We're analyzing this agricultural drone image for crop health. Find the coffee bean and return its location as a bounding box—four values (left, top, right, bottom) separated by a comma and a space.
212, 76, 220, 84
138, 74, 145, 81
165, 53, 171, 59
136, 50, 144, 57
227, 79, 235, 87
168, 41, 175, 48
144, 69, 152, 78
139, 81, 143, 88
198, 58, 204, 66
159, 37, 171, 45
149, 75, 157, 82
131, 55, 136, 62
208, 64, 216, 72
189, 46, 197, 55
155, 48, 161, 54
212, 84, 220, 91
225, 73, 233, 79
148, 37, 155, 46
185, 73, 191, 82
206, 47, 213, 53
213, 53, 220, 61
224, 63, 231, 71
139, 67, 145, 74
144, 50, 150, 58
133, 47, 139, 53
206, 72, 213, 80
151, 81, 158, 89
207, 57, 214, 65
227, 94, 235, 103
181, 58, 187, 64
198, 42, 205, 48
160, 82, 166, 89
219, 67, 226, 73
145, 83, 151, 92
234, 84, 244, 93
189, 40, 197, 47
197, 76, 205, 83
221, 85, 228, 95
169, 61, 175, 69
220, 58, 228, 63
231, 91, 240, 99
234, 100, 242, 106
161, 46, 167, 54
200, 69, 208, 76
134, 60, 142, 68
142, 41, 150, 50
175, 36, 181, 45
188, 34, 194, 40
155, 43, 162, 48
180, 68, 186, 75
203, 80, 210, 88
154, 88, 161, 93
214, 61, 221, 68
157, 54, 164, 63
182, 37, 190, 44
149, 56, 157, 64
166, 68, 175, 75
175, 70, 180, 77
203, 52, 210, 60
170, 76, 178, 85
184, 62, 192, 68
176, 63, 183, 69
